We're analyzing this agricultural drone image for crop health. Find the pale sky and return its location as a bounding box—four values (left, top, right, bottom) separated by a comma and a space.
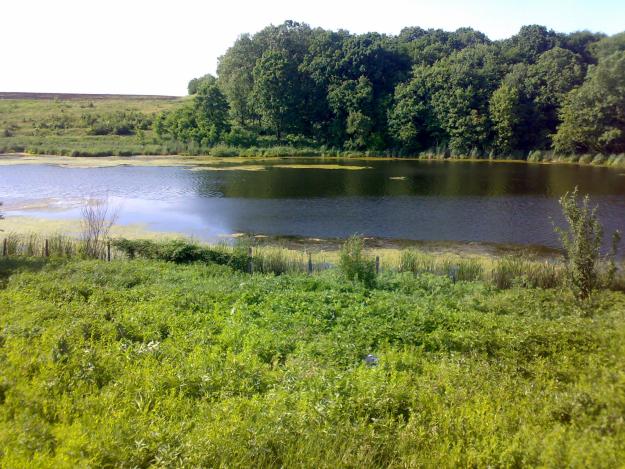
2, 0, 624, 96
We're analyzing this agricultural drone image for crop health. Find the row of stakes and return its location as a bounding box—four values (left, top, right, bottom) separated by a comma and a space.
1, 238, 113, 262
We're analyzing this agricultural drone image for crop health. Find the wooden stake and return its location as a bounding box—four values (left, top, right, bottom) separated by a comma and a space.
375, 256, 380, 275
107, 241, 111, 261
248, 247, 253, 274
44, 239, 49, 258
2, 239, 7, 257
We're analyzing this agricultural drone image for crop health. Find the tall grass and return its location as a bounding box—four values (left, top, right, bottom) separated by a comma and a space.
2, 233, 623, 291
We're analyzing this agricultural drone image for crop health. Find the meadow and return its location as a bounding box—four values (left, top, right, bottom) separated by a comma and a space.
0, 96, 181, 157
1, 253, 624, 467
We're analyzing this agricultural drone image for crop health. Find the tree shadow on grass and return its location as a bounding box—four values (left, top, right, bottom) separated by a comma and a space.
0, 258, 50, 289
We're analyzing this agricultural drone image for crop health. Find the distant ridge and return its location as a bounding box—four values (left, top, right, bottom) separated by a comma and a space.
0, 92, 181, 100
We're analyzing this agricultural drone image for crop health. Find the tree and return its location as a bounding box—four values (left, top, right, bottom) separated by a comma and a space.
187, 74, 216, 95
427, 44, 505, 155
526, 47, 585, 147
501, 25, 558, 64
328, 76, 375, 148
217, 34, 262, 126
553, 51, 625, 154
555, 187, 620, 301
155, 81, 230, 145
193, 81, 231, 142
388, 67, 438, 153
489, 84, 523, 155
252, 49, 301, 139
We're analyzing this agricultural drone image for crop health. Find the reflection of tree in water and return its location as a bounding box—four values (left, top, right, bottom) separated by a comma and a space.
189, 160, 625, 200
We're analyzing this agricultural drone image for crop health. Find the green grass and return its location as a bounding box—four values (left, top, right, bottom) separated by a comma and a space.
1, 256, 625, 467
0, 97, 182, 156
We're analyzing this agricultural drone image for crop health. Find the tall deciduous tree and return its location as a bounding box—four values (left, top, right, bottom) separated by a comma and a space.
554, 50, 625, 154
252, 49, 301, 139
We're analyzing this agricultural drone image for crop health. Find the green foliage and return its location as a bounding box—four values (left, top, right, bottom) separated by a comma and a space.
338, 235, 376, 287
490, 84, 523, 154
112, 238, 248, 271
555, 187, 620, 300
553, 50, 625, 154
187, 73, 216, 95
155, 82, 230, 145
252, 49, 302, 139
81, 110, 152, 136
0, 257, 625, 466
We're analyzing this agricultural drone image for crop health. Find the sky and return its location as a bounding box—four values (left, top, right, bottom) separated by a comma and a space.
2, 0, 624, 96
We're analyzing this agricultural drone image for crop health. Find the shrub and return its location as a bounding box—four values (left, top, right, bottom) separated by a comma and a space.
111, 239, 249, 272
338, 236, 376, 287
555, 187, 619, 300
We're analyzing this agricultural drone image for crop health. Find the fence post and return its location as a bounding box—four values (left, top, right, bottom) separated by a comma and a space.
2, 238, 7, 257
44, 239, 49, 258
375, 255, 380, 275
247, 247, 253, 274
308, 252, 313, 275
107, 241, 111, 262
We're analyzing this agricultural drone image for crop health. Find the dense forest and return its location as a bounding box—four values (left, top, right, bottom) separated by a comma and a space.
155, 22, 625, 158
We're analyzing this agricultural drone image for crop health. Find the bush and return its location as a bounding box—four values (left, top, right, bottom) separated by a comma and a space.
555, 187, 619, 300
112, 239, 249, 272
338, 236, 376, 287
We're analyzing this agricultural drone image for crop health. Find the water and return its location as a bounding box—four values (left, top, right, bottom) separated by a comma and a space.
1, 159, 624, 248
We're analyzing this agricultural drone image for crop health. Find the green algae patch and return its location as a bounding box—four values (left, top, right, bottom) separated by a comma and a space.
189, 164, 268, 172
272, 164, 370, 170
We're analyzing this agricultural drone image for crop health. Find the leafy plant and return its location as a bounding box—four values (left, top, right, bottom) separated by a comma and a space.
555, 187, 620, 300
338, 235, 376, 287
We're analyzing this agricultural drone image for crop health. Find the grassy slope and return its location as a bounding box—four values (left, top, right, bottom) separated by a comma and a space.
0, 97, 183, 156
1, 258, 624, 467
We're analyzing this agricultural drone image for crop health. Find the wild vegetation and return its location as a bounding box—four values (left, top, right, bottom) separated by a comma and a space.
159, 22, 625, 161
1, 24, 624, 164
1, 189, 624, 466
1, 250, 625, 467
0, 97, 180, 156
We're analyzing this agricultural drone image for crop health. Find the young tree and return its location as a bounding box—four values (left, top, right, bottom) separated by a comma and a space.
555, 187, 620, 300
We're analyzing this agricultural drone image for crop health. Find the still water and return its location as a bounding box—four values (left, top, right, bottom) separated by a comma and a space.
2, 159, 624, 248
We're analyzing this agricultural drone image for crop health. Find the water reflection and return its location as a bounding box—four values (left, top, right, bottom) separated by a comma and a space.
2, 159, 624, 248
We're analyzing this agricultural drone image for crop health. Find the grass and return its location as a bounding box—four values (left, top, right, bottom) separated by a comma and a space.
0, 97, 181, 157
0, 256, 625, 466
2, 233, 623, 290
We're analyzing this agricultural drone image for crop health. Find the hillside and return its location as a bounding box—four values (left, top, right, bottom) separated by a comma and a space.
0, 94, 184, 156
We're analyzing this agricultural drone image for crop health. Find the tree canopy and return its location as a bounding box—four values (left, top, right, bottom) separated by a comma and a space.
160, 22, 624, 156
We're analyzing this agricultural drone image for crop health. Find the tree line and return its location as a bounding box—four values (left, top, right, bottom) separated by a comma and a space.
155, 21, 625, 157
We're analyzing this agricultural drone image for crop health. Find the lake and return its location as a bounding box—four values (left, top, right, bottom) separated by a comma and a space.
2, 158, 624, 249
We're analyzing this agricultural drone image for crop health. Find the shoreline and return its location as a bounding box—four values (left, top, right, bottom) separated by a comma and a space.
0, 214, 563, 261
1, 152, 624, 170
